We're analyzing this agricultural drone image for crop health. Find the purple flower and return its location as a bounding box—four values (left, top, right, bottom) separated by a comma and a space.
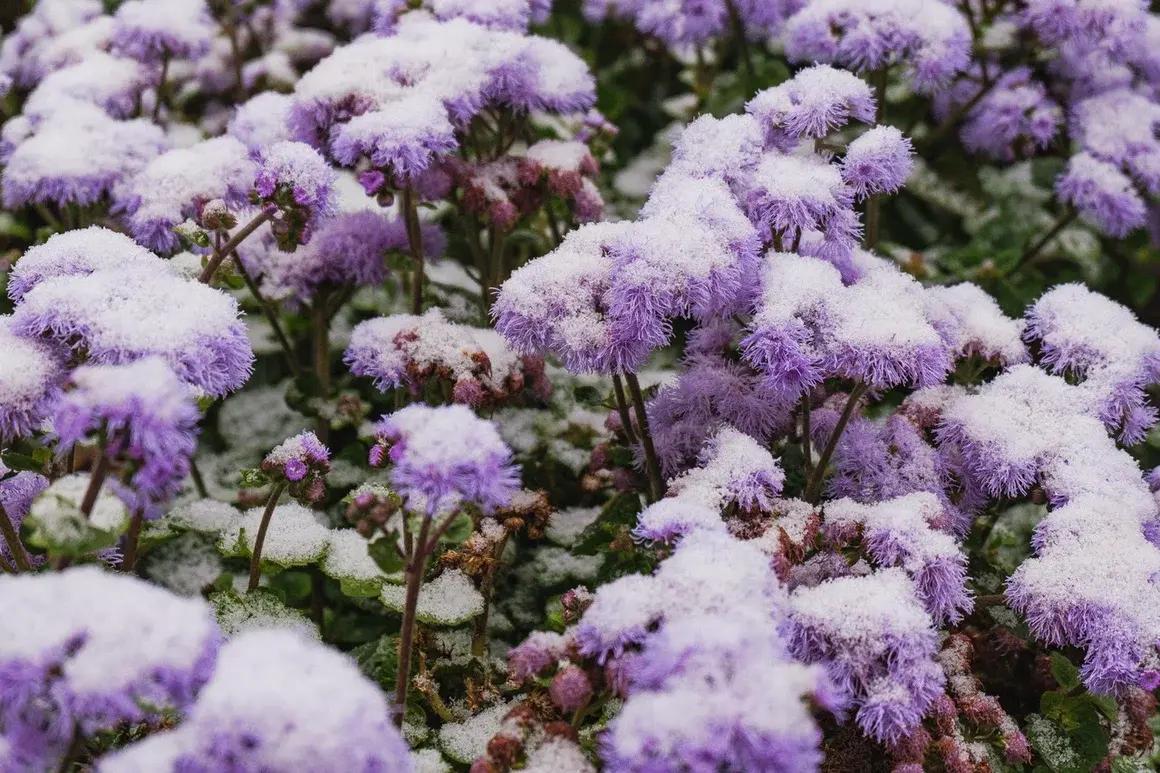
743, 154, 859, 251
949, 67, 1062, 161
508, 630, 569, 681
53, 358, 200, 515
0, 318, 63, 443
101, 629, 411, 773
22, 52, 150, 120
7, 226, 166, 304
667, 113, 763, 183
330, 95, 457, 183
840, 125, 914, 199
116, 136, 257, 254
0, 567, 220, 770
1, 112, 167, 211
746, 64, 876, 150
427, 0, 535, 30
368, 404, 520, 515
0, 465, 48, 566
254, 140, 338, 217
1020, 0, 1148, 49
11, 267, 254, 398
1070, 88, 1160, 195
1056, 152, 1147, 238
786, 569, 945, 744
783, 0, 972, 92
549, 665, 592, 712
261, 431, 331, 504
227, 92, 295, 152
111, 0, 214, 63
634, 499, 725, 543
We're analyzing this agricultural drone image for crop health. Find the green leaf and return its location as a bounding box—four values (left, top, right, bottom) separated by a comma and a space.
351, 634, 401, 689
368, 535, 406, 574
1049, 652, 1081, 691
573, 491, 643, 556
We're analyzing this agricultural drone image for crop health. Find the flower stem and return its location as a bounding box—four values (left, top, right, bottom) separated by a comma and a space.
121, 511, 144, 573
394, 513, 432, 727
247, 482, 285, 592
152, 54, 170, 123
198, 208, 274, 284
401, 187, 425, 315
471, 530, 510, 657
723, 0, 756, 93
624, 372, 664, 503
804, 384, 867, 504
234, 254, 302, 377
611, 374, 639, 446
79, 453, 111, 520
0, 502, 32, 572
189, 457, 209, 499
1008, 208, 1077, 276
800, 396, 813, 481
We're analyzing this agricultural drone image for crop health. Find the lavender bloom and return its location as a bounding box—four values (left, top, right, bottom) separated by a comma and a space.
664, 426, 785, 514
1070, 88, 1160, 195
507, 630, 569, 681
254, 140, 338, 220
633, 499, 726, 543
1021, 0, 1148, 49
1056, 152, 1147, 238
101, 629, 411, 773
0, 318, 63, 443
946, 67, 1062, 161
291, 17, 594, 172
116, 136, 258, 253
783, 0, 972, 92
787, 569, 945, 745
227, 92, 296, 152
111, 0, 214, 63
345, 309, 545, 407
426, 0, 535, 30
1024, 283, 1160, 444
53, 358, 200, 515
493, 222, 650, 374
261, 431, 331, 503
743, 254, 952, 402
0, 0, 104, 89
239, 209, 439, 306
22, 52, 150, 120
7, 226, 167, 304
746, 65, 876, 151
822, 494, 972, 623
840, 125, 914, 199
0, 567, 220, 770
1, 112, 167, 210
667, 113, 764, 183
742, 154, 859, 252
12, 268, 254, 397
923, 282, 1029, 366
0, 465, 48, 566
368, 404, 520, 515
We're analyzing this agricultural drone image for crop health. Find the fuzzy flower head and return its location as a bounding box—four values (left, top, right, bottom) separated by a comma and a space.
0, 567, 220, 770
116, 136, 258, 253
664, 426, 785, 515
1024, 283, 1160, 443
742, 153, 859, 253
1070, 88, 1160, 196
923, 282, 1029, 366
111, 0, 214, 63
7, 226, 165, 304
22, 52, 150, 120
951, 67, 1063, 161
0, 317, 63, 443
1056, 152, 1147, 238
261, 431, 331, 504
2, 111, 167, 210
227, 92, 296, 152
254, 141, 339, 248
787, 569, 945, 745
101, 629, 411, 773
783, 0, 972, 92
11, 268, 254, 397
345, 309, 548, 408
53, 358, 200, 515
0, 465, 49, 567
746, 64, 876, 150
368, 404, 520, 515
840, 125, 914, 200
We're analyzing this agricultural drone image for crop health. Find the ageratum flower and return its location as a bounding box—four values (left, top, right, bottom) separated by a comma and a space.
941, 67, 1062, 162
253, 140, 338, 222
100, 629, 411, 773
53, 358, 201, 515
582, 0, 783, 47
746, 64, 876, 151
1056, 152, 1147, 237
261, 431, 331, 504
368, 404, 520, 515
110, 0, 214, 63
1025, 283, 1160, 443
663, 426, 785, 514
822, 493, 972, 623
0, 317, 63, 443
742, 153, 859, 252
11, 267, 254, 397
227, 92, 295, 152
346, 309, 548, 407
0, 0, 104, 89
1, 109, 166, 210
1020, 0, 1149, 49
21, 52, 150, 120
787, 569, 945, 745
840, 125, 915, 199
1070, 88, 1160, 195
0, 463, 48, 567
0, 567, 220, 771
6, 226, 165, 304
783, 0, 972, 92
116, 136, 258, 253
